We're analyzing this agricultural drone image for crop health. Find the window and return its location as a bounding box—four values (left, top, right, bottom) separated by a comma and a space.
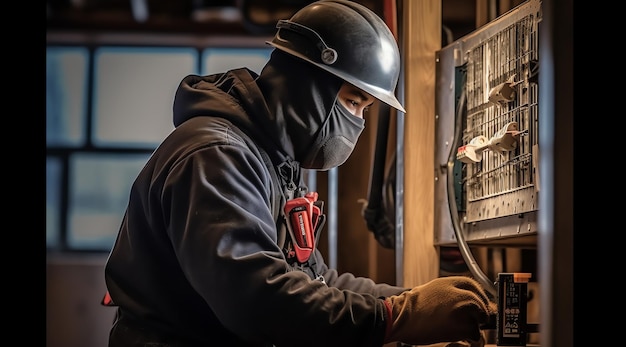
202, 47, 271, 75
46, 46, 89, 147
67, 153, 151, 250
47, 42, 273, 252
92, 47, 198, 147
46, 157, 63, 249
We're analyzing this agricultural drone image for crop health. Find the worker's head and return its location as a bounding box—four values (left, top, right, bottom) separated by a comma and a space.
267, 0, 404, 113
258, 0, 403, 170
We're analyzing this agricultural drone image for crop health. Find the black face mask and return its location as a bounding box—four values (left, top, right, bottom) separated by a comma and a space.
300, 101, 365, 170
257, 51, 369, 170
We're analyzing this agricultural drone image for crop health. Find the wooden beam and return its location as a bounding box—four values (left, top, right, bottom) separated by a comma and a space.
400, 0, 441, 287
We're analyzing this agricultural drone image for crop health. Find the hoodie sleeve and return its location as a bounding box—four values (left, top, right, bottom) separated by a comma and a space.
161, 123, 394, 347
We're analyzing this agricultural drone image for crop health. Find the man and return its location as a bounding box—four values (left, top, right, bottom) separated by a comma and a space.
104, 1, 496, 346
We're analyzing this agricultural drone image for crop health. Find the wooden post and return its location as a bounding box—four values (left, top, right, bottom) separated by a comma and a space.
400, 0, 441, 287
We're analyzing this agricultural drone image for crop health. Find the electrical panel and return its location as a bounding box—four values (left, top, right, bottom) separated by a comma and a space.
434, 0, 542, 246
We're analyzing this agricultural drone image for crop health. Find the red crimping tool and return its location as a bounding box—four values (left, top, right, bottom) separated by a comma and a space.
284, 191, 324, 263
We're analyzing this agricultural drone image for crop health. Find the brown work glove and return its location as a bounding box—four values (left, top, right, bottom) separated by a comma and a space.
383, 276, 496, 346
427, 335, 488, 347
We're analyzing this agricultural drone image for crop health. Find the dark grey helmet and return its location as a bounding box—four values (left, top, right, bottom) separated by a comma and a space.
267, 0, 405, 112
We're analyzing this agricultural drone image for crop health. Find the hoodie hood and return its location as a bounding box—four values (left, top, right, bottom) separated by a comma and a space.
173, 69, 280, 155
172, 50, 343, 166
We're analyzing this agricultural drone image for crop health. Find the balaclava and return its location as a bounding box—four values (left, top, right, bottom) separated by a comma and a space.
256, 50, 365, 171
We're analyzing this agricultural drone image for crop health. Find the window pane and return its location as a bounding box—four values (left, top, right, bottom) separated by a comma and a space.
47, 157, 63, 248
92, 47, 199, 147
46, 46, 88, 147
68, 153, 151, 250
202, 47, 272, 75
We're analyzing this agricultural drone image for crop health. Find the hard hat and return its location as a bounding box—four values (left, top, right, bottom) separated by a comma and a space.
267, 0, 405, 112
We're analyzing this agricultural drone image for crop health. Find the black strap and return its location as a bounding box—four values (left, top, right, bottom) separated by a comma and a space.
257, 147, 285, 224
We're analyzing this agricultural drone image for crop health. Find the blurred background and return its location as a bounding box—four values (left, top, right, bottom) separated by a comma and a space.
47, 1, 571, 346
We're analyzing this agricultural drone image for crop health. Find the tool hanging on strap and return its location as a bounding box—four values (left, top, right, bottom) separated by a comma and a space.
283, 191, 325, 264
358, 0, 401, 250
360, 103, 395, 249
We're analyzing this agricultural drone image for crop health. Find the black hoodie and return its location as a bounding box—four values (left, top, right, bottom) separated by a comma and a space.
104, 51, 406, 347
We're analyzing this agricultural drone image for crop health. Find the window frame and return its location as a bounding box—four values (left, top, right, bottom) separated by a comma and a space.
46, 32, 273, 253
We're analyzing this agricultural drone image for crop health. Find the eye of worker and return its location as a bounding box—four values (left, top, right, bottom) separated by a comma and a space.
337, 82, 375, 118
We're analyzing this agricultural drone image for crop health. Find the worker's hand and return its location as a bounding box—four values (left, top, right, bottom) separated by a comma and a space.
383, 276, 496, 346
426, 334, 488, 347
443, 333, 488, 347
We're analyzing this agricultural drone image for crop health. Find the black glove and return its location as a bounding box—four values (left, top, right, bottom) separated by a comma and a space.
383, 276, 496, 345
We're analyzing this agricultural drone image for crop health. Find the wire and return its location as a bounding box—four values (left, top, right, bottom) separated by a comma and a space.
446, 82, 497, 298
